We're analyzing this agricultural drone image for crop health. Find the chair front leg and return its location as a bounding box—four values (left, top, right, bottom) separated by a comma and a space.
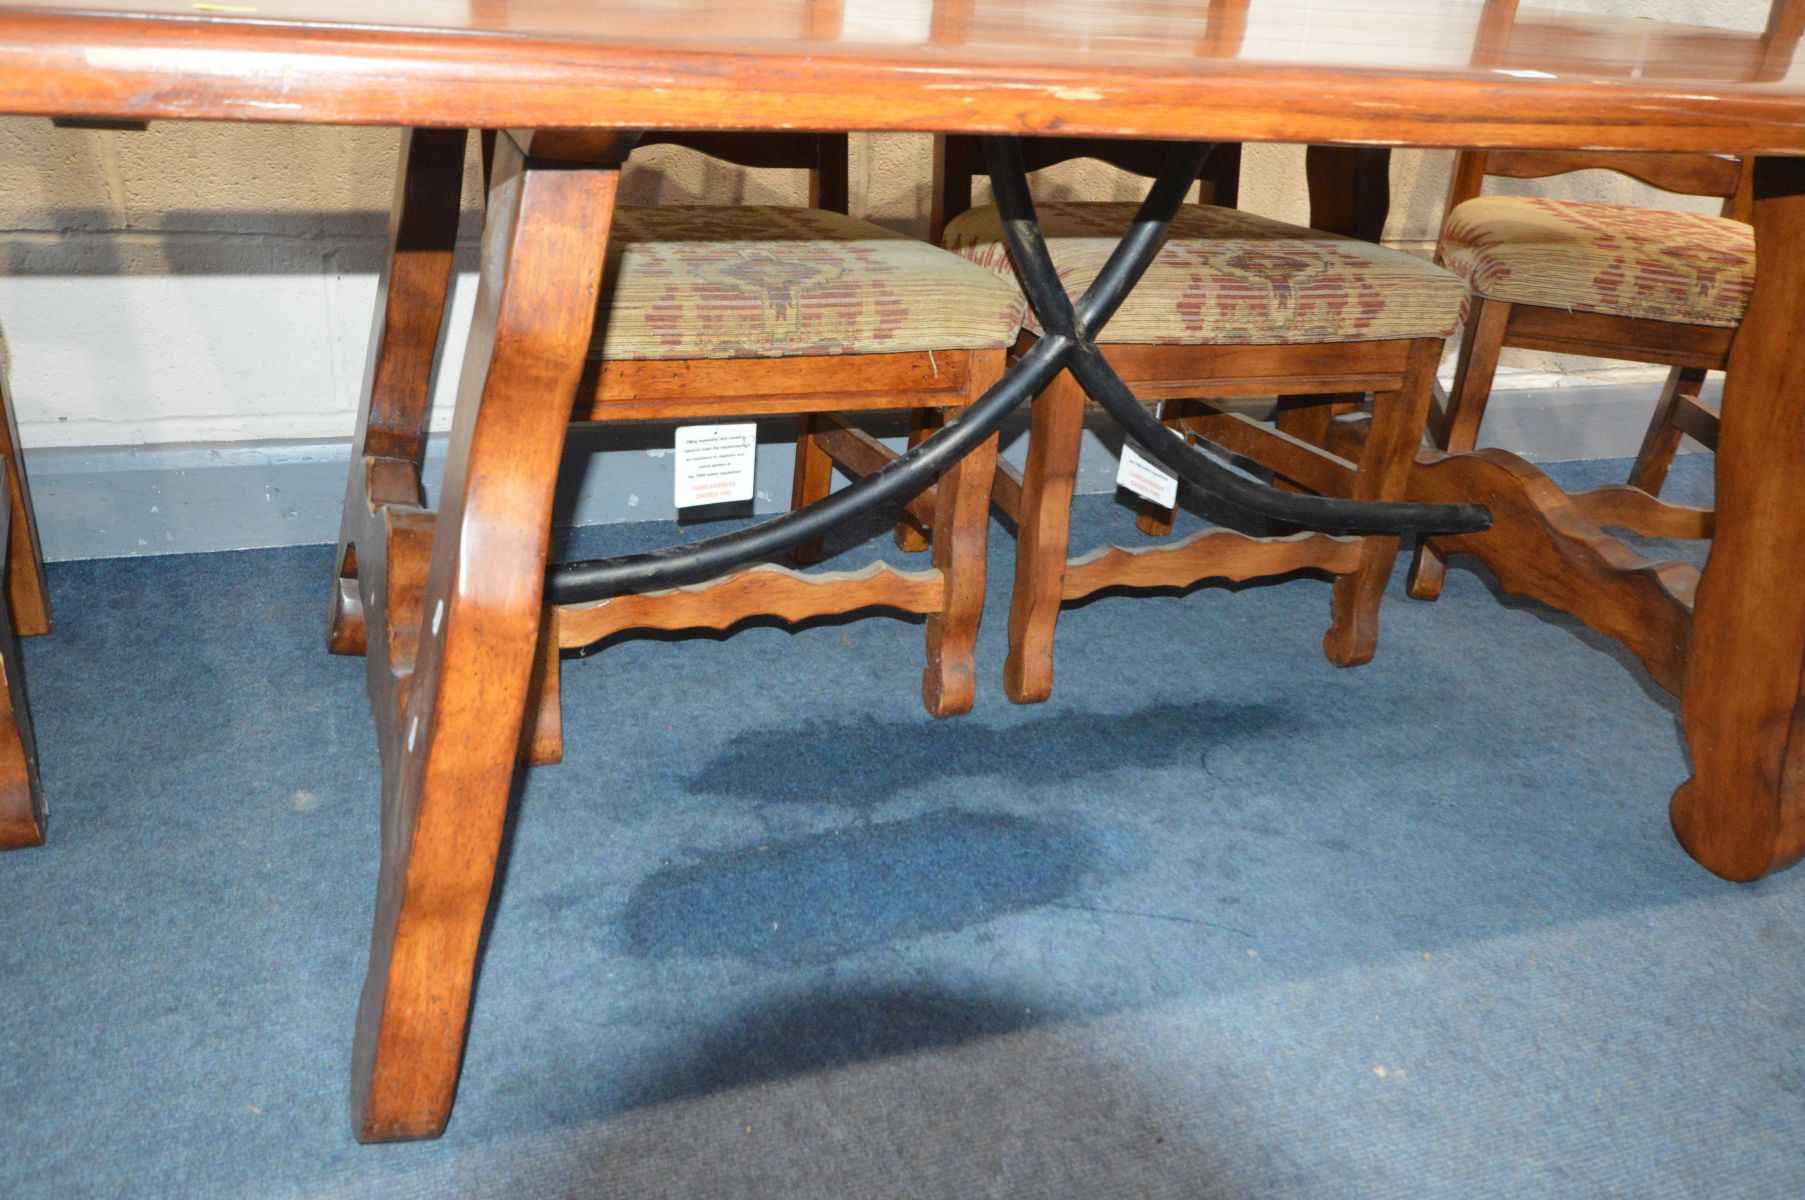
1409, 297, 1510, 601
1004, 368, 1087, 704
1325, 338, 1441, 666
923, 349, 1004, 716
351, 132, 626, 1142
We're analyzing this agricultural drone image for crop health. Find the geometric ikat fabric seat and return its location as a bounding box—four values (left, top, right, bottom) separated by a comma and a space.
1441, 195, 1755, 328
943, 201, 1469, 346
593, 205, 1029, 361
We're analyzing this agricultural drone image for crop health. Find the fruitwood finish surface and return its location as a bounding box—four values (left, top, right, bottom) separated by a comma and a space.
1, 1, 1804, 150
0, 348, 49, 851
0, 463, 43, 851
6, 0, 1805, 1139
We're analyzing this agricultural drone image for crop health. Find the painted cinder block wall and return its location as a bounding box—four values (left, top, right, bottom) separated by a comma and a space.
0, 0, 1765, 556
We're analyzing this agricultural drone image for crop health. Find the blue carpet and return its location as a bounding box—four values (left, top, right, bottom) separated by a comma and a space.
4, 453, 1802, 1198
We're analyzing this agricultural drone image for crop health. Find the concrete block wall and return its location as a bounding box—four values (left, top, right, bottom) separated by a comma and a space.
0, 0, 1765, 558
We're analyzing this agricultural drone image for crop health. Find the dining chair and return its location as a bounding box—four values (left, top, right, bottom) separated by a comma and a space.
930, 136, 1468, 702
515, 133, 1027, 761
1406, 0, 1805, 599
1406, 148, 1752, 599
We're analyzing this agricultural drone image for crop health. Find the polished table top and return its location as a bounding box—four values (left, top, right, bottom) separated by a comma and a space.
0, 1, 1802, 151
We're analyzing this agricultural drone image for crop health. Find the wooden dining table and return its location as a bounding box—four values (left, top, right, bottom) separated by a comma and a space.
2, 0, 1804, 1142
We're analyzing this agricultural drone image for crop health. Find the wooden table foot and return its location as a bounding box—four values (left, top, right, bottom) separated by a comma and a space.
1671, 157, 1805, 881
350, 132, 625, 1141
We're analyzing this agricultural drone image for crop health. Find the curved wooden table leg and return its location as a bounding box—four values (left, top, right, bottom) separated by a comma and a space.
1671, 157, 1805, 881
351, 131, 626, 1142
0, 464, 42, 850
329, 127, 468, 657
0, 350, 49, 638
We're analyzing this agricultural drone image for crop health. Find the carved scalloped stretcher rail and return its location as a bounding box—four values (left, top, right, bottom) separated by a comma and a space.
555, 559, 945, 648
1567, 485, 1715, 540
1409, 448, 1698, 694
1061, 528, 1364, 601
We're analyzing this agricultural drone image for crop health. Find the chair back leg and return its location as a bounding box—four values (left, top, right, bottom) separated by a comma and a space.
1627, 365, 1709, 496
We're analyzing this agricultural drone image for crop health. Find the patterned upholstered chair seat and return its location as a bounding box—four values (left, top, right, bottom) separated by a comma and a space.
595, 205, 1027, 361
943, 201, 1468, 345
1441, 195, 1754, 327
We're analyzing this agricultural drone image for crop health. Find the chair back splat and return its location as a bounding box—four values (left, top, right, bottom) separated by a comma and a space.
637, 132, 852, 215
932, 134, 1242, 243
